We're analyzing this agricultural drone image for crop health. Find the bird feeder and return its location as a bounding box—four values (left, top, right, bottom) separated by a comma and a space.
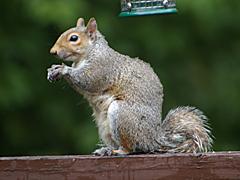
119, 0, 177, 17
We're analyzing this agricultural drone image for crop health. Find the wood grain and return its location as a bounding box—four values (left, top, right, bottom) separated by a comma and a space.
0, 152, 240, 180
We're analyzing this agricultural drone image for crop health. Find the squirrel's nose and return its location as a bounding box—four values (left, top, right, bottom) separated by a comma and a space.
50, 47, 58, 55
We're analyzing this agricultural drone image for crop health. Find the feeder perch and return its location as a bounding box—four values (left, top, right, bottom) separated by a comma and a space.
119, 0, 177, 17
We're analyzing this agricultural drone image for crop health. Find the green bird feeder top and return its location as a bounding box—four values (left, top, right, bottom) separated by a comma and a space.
119, 0, 177, 17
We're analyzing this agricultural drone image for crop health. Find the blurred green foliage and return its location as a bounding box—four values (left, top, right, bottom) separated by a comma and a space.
0, 0, 240, 156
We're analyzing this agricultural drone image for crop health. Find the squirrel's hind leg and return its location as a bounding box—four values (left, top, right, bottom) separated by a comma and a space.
107, 101, 160, 154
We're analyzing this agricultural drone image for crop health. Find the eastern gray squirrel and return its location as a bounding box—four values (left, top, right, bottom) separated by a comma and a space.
47, 17, 213, 155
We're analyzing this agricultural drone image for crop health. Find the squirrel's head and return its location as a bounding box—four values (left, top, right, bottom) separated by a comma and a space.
50, 17, 97, 62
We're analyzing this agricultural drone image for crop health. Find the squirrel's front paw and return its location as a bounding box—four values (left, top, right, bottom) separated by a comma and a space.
47, 64, 65, 82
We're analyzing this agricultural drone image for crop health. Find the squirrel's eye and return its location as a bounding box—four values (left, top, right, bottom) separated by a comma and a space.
69, 35, 79, 42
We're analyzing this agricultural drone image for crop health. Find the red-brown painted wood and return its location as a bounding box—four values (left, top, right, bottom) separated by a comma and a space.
0, 152, 240, 180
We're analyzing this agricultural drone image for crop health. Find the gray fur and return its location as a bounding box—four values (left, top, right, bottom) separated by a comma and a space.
48, 18, 213, 155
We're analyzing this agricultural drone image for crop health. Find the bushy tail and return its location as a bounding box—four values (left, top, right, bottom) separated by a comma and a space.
160, 106, 213, 153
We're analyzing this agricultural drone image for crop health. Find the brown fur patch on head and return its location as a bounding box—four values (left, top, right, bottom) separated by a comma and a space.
50, 28, 90, 62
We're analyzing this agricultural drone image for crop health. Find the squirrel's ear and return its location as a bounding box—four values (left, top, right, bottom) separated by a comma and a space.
76, 18, 85, 27
86, 18, 97, 41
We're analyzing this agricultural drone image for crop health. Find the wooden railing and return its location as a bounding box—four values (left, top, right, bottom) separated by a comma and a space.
0, 152, 240, 179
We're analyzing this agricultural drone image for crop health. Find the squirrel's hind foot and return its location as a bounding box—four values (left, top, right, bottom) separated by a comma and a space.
92, 147, 113, 156
112, 149, 129, 157
93, 147, 129, 156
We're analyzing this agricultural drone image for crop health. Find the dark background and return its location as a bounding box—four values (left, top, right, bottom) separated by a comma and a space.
0, 0, 239, 156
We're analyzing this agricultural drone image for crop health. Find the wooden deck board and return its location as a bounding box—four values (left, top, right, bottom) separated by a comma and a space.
0, 152, 240, 180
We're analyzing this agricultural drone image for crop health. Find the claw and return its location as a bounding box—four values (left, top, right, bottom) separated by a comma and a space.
51, 64, 63, 69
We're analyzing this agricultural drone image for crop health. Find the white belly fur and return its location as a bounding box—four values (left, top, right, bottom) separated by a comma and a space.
87, 94, 117, 147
